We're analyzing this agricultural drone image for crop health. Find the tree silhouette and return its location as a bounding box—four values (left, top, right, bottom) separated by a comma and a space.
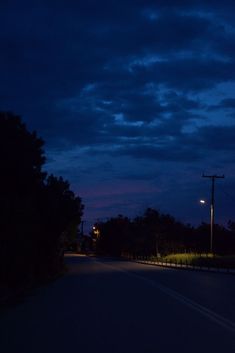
96, 215, 131, 256
95, 208, 235, 256
0, 112, 84, 289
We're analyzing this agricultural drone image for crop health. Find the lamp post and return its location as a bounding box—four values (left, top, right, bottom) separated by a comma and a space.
199, 199, 211, 252
202, 174, 224, 253
200, 197, 214, 252
92, 226, 100, 239
199, 198, 207, 225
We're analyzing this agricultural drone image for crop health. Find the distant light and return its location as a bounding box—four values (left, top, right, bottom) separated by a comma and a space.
200, 199, 206, 204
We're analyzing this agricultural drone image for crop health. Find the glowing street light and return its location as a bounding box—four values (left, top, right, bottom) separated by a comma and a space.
199, 199, 206, 204
92, 225, 100, 239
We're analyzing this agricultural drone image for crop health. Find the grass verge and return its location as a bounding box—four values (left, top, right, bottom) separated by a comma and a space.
159, 253, 235, 269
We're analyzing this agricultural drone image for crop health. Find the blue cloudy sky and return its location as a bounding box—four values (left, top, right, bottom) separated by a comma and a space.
1, 0, 235, 231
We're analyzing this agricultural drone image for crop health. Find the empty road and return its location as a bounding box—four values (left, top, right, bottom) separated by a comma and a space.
0, 255, 234, 353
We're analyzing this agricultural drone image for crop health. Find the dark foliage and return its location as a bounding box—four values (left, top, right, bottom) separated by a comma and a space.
95, 208, 235, 256
0, 112, 84, 290
96, 215, 132, 256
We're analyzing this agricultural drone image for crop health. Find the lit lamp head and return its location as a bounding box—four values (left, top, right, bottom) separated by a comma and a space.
199, 199, 206, 204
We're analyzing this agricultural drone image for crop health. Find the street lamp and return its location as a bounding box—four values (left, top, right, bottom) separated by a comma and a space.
199, 199, 212, 251
202, 174, 225, 253
92, 226, 100, 239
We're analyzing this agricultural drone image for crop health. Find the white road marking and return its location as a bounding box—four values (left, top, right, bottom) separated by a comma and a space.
96, 259, 235, 334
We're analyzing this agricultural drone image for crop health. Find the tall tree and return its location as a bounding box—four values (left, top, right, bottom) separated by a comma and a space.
0, 112, 84, 288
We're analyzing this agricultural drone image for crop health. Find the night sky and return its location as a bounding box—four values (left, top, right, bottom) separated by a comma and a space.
1, 1, 235, 231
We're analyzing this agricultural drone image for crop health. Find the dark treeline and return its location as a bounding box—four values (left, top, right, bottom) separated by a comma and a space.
0, 112, 83, 290
95, 208, 235, 256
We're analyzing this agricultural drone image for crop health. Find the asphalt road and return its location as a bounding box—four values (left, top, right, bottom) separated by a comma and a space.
0, 255, 234, 353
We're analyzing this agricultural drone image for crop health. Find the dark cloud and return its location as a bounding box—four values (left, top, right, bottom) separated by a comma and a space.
208, 98, 235, 111
131, 58, 235, 92
82, 123, 235, 165
163, 91, 203, 111
1, 1, 235, 225
188, 125, 235, 150
112, 144, 202, 162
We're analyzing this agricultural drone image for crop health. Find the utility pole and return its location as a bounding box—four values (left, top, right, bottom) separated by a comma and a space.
80, 220, 85, 236
202, 174, 224, 253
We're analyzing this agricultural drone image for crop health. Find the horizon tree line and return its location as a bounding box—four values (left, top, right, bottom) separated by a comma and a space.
94, 208, 235, 256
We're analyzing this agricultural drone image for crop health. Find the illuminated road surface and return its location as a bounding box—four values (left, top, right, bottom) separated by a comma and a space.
0, 255, 234, 353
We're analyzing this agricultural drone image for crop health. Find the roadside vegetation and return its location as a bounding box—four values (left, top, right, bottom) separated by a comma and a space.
94, 209, 235, 267
0, 112, 84, 302
161, 253, 235, 269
